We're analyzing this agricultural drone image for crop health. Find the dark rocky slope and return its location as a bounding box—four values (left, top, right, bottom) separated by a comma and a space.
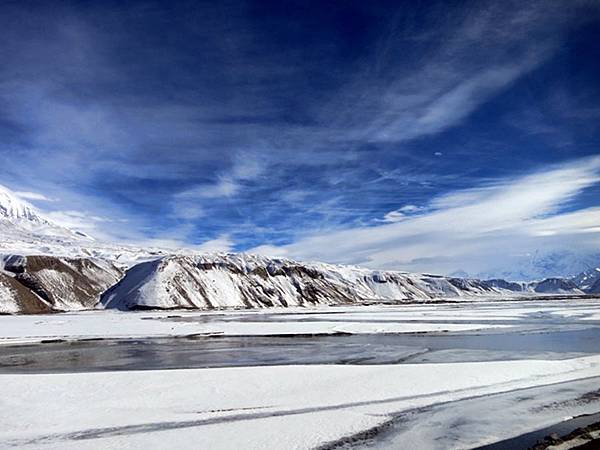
0, 255, 123, 313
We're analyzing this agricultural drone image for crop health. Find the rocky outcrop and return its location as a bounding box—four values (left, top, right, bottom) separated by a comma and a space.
588, 277, 600, 294
0, 272, 52, 314
530, 277, 582, 294
572, 267, 600, 292
482, 279, 525, 292
1, 255, 124, 313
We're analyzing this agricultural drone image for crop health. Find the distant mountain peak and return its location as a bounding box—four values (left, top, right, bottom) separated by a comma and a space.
0, 184, 48, 224
573, 266, 600, 291
0, 183, 173, 267
472, 249, 600, 282
0, 183, 96, 245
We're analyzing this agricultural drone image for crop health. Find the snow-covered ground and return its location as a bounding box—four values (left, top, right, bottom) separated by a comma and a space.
1, 299, 600, 449
0, 299, 598, 344
364, 376, 600, 449
1, 358, 600, 450
0, 309, 510, 344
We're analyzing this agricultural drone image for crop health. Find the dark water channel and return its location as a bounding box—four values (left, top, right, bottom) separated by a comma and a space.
1, 326, 599, 373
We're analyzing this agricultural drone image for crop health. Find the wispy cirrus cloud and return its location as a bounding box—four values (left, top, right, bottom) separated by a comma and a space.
322, 0, 579, 146
0, 0, 598, 271
14, 191, 55, 202
252, 156, 600, 276
44, 210, 109, 234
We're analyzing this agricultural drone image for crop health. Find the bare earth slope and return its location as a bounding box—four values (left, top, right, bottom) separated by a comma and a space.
0, 272, 51, 314
1, 255, 123, 312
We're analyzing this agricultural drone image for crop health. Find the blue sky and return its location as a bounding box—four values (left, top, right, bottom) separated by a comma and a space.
1, 0, 599, 275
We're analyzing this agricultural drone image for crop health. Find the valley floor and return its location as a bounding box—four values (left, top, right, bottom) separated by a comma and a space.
1, 298, 599, 344
1, 298, 600, 449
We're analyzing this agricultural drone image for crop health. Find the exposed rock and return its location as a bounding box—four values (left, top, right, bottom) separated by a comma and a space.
531, 277, 582, 294
0, 272, 52, 314
572, 267, 600, 292
1, 255, 124, 312
588, 277, 600, 294
482, 279, 525, 292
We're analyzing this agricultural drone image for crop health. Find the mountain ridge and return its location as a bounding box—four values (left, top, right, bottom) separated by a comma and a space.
0, 184, 598, 314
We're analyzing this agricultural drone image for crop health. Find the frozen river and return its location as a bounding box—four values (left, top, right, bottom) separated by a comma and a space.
1, 325, 599, 373
1, 298, 600, 373
1, 298, 600, 449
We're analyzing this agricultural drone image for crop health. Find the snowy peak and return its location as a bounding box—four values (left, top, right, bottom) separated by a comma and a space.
475, 250, 600, 282
0, 184, 176, 266
0, 184, 47, 224
572, 267, 600, 291
0, 184, 97, 246
589, 277, 600, 294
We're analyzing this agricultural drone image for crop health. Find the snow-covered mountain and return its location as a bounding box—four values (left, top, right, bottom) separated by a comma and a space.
572, 267, 600, 291
100, 253, 556, 311
473, 250, 600, 282
0, 185, 48, 224
0, 184, 87, 238
588, 277, 600, 294
0, 184, 172, 267
0, 183, 593, 314
480, 278, 584, 294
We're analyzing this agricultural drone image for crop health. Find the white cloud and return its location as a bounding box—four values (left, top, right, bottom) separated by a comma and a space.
381, 210, 406, 223
14, 191, 54, 202
232, 154, 264, 180
44, 210, 108, 232
379, 205, 425, 223
250, 156, 600, 275
326, 2, 569, 146
372, 66, 521, 142
172, 177, 239, 219
196, 234, 234, 253
170, 152, 266, 220
172, 203, 205, 220
398, 205, 423, 213
280, 190, 311, 204
194, 177, 239, 199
